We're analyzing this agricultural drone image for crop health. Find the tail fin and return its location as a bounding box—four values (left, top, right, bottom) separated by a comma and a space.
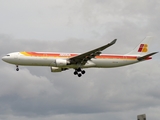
127, 36, 153, 55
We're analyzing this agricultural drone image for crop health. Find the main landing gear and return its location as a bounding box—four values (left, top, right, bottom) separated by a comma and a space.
74, 68, 85, 77
16, 65, 19, 71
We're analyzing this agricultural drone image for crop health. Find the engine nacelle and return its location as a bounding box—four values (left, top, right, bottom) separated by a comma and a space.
55, 59, 70, 67
51, 67, 67, 72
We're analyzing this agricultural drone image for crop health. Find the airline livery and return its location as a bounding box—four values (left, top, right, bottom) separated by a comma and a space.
2, 36, 158, 77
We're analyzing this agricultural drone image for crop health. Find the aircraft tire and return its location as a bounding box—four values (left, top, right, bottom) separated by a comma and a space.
74, 71, 78, 75
77, 68, 81, 72
16, 68, 19, 71
81, 70, 85, 74
78, 74, 82, 77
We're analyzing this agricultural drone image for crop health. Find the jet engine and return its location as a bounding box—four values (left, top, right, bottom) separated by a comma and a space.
55, 59, 70, 67
50, 67, 67, 72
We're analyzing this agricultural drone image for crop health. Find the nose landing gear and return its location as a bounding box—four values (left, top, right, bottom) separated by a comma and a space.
16, 65, 19, 71
74, 68, 85, 77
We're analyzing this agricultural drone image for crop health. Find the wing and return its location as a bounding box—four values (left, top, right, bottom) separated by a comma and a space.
68, 39, 117, 65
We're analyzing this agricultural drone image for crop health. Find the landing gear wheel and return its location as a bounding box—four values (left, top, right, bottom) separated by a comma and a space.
74, 68, 85, 77
81, 70, 85, 74
78, 74, 82, 77
74, 71, 78, 75
77, 68, 81, 72
16, 68, 19, 71
16, 65, 19, 71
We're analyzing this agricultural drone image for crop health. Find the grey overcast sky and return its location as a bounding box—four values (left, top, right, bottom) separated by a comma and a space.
0, 0, 160, 120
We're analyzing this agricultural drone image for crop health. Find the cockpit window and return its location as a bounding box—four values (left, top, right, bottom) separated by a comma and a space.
6, 55, 10, 56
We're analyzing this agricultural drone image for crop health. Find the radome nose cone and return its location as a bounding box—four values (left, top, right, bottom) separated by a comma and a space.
2, 56, 7, 62
2, 56, 5, 61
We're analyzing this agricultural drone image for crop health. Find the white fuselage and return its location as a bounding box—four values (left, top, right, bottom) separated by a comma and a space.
2, 51, 143, 69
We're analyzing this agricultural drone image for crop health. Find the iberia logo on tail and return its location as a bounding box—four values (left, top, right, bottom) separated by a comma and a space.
138, 44, 148, 52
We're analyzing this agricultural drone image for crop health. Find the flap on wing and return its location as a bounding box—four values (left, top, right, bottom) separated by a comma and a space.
137, 52, 158, 61
69, 39, 117, 65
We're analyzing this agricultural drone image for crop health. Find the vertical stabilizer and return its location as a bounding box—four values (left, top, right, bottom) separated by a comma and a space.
127, 36, 153, 55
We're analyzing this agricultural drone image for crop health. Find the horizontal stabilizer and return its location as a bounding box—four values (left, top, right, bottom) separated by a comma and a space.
137, 52, 158, 61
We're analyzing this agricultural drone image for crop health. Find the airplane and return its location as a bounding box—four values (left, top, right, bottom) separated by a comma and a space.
2, 36, 158, 77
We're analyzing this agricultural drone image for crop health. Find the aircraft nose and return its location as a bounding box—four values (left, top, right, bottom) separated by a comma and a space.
2, 56, 11, 62
2, 54, 16, 64
2, 56, 7, 62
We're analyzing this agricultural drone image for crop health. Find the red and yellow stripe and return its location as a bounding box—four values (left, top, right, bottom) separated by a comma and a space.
20, 51, 140, 60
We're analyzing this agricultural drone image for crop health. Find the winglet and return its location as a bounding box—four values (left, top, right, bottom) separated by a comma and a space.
137, 52, 158, 61
109, 39, 117, 46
